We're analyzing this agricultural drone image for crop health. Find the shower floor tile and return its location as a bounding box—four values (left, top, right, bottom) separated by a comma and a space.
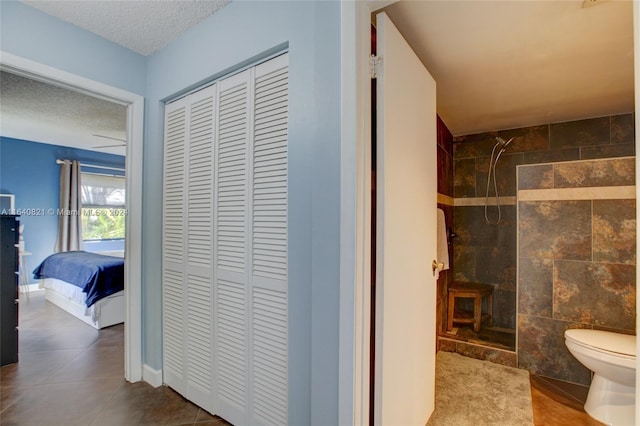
443, 324, 516, 351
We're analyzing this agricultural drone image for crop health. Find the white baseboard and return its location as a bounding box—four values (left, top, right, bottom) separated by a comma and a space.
142, 364, 163, 388
25, 284, 43, 292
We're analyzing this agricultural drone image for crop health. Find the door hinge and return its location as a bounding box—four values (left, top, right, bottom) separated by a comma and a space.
370, 55, 382, 79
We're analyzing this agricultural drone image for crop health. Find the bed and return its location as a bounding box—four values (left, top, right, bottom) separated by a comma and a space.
33, 250, 125, 329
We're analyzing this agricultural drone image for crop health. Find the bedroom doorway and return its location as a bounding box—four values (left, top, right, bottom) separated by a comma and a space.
0, 52, 144, 382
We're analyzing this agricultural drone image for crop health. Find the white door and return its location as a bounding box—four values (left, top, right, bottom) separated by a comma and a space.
213, 54, 289, 426
162, 85, 217, 412
374, 11, 438, 426
163, 95, 188, 396
163, 54, 289, 426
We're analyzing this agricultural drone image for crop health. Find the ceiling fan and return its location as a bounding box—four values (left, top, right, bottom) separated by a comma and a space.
92, 134, 127, 149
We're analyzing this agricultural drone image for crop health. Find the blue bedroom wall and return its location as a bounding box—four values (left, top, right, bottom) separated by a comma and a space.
0, 0, 144, 276
0, 137, 126, 283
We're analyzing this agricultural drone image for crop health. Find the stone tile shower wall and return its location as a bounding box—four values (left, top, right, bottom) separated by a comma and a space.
436, 116, 454, 342
452, 114, 635, 337
517, 157, 636, 385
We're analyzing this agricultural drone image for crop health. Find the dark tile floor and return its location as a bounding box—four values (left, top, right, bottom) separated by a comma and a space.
2, 291, 603, 425
0, 291, 229, 426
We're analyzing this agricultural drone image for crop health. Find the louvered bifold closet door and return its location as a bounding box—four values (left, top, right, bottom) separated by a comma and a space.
250, 53, 289, 426
185, 85, 216, 411
214, 69, 252, 426
213, 54, 289, 426
163, 87, 216, 411
163, 53, 289, 425
162, 97, 189, 395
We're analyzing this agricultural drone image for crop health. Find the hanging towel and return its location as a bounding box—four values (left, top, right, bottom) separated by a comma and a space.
436, 208, 450, 279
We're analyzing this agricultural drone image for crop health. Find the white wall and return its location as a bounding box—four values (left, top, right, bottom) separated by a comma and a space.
145, 2, 342, 424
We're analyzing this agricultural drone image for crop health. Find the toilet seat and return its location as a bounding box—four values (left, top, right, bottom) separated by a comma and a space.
565, 329, 635, 357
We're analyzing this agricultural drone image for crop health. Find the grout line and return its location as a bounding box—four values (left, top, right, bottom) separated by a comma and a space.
86, 379, 127, 426
0, 385, 26, 415
7, 291, 129, 424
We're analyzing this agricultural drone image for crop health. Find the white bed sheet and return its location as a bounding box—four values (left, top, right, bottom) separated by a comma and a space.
39, 278, 124, 326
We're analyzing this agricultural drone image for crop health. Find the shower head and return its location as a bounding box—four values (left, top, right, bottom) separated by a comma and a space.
485, 136, 515, 225
495, 136, 515, 148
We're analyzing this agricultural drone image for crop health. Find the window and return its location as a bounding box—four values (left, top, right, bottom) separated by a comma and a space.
81, 173, 126, 240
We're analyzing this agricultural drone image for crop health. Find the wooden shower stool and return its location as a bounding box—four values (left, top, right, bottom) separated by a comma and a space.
447, 281, 494, 333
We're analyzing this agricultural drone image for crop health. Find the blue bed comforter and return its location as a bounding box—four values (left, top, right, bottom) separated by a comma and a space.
33, 251, 124, 307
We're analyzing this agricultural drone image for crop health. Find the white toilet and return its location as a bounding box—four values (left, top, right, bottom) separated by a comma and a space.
564, 329, 636, 426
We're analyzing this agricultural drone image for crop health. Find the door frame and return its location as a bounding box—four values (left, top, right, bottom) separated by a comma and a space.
634, 2, 640, 422
0, 51, 144, 383
338, 2, 398, 425
341, 2, 640, 425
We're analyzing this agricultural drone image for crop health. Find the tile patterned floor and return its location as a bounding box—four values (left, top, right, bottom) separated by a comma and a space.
1, 291, 606, 425
0, 291, 229, 426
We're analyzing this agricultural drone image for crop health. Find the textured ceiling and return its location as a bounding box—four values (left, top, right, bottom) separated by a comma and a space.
383, 0, 634, 136
3, 1, 230, 155
22, 0, 230, 56
3, 0, 635, 154
0, 71, 128, 155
